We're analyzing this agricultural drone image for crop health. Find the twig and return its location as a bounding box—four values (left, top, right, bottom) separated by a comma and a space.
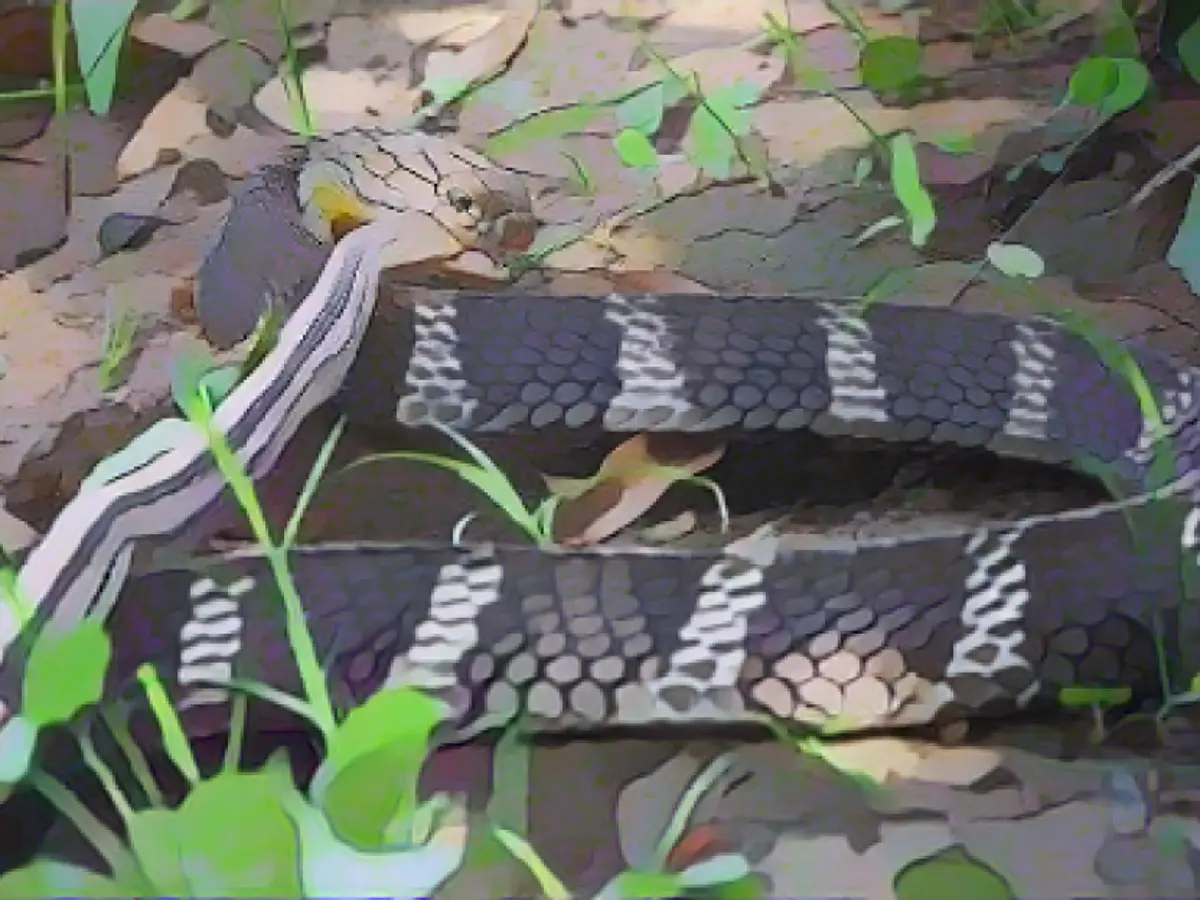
1121, 140, 1200, 214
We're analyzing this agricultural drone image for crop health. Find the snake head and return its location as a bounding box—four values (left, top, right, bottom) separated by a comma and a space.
298, 129, 539, 271
432, 153, 538, 257
197, 130, 540, 349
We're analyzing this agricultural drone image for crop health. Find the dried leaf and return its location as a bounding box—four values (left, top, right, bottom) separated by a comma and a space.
638, 511, 698, 543
420, 0, 540, 104
540, 474, 595, 500
549, 434, 725, 546
254, 67, 420, 134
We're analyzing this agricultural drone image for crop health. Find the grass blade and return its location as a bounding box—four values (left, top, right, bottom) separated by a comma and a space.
281, 416, 346, 548
136, 664, 200, 787
344, 450, 542, 543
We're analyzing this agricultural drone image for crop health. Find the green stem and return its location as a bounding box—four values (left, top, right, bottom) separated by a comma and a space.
263, 545, 335, 736
101, 708, 163, 807
29, 769, 143, 887
78, 731, 135, 824
222, 678, 320, 727
223, 692, 247, 773
51, 0, 68, 118
272, 0, 315, 137
281, 416, 346, 548
183, 395, 336, 737
137, 665, 201, 788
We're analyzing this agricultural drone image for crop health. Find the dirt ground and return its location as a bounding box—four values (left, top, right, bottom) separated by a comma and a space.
2, 0, 1200, 896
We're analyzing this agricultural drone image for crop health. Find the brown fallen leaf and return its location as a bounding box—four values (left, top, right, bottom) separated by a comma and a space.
638, 510, 699, 543
253, 66, 421, 134
129, 13, 225, 59
419, 0, 540, 103
547, 433, 726, 547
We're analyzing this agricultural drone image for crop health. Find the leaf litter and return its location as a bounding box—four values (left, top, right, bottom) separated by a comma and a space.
3, 0, 1200, 897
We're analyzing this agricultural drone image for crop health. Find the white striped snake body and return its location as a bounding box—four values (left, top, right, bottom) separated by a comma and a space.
4, 128, 1200, 746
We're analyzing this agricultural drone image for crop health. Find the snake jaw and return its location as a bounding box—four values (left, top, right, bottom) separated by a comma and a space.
296, 133, 537, 271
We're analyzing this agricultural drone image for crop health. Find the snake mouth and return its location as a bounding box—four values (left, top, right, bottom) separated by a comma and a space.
495, 214, 539, 253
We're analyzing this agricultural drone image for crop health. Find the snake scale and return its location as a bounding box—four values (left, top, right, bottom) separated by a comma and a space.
4, 127, 1200, 747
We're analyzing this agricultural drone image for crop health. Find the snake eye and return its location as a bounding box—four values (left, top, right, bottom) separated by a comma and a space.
445, 186, 476, 214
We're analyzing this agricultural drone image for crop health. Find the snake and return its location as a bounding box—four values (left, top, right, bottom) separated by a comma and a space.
3, 125, 1200, 750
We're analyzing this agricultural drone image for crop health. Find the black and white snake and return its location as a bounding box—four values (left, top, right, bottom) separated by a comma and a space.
3, 127, 1200, 747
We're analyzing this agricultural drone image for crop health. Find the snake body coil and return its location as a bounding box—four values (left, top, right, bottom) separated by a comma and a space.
7, 129, 1200, 742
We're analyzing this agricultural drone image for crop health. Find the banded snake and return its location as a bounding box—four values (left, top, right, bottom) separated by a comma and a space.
4, 127, 1200, 747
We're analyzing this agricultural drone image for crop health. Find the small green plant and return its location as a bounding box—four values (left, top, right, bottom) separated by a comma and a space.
342, 423, 730, 548
339, 418, 563, 546
98, 302, 138, 392
0, 366, 486, 897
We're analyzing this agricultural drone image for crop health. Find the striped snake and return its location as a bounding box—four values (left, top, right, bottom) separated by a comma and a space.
3, 127, 1200, 749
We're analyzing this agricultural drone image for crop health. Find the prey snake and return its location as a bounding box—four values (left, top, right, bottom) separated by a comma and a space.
4, 127, 1200, 745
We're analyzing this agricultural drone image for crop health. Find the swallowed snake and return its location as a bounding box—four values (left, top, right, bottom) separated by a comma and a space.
4, 127, 1200, 749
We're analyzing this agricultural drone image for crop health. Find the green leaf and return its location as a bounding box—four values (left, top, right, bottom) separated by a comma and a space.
614, 869, 685, 898
126, 808, 190, 895
894, 845, 1016, 900
853, 154, 874, 185
928, 133, 974, 154
420, 75, 472, 108
1068, 56, 1118, 107
0, 859, 144, 898
0, 714, 38, 784
1069, 55, 1149, 118
168, 765, 304, 896
1058, 685, 1133, 708
681, 80, 761, 176
616, 84, 665, 135
985, 242, 1045, 279
888, 132, 936, 246
313, 742, 424, 850
23, 619, 111, 727
678, 853, 753, 888
703, 82, 758, 137
311, 687, 445, 848
614, 128, 660, 170
662, 72, 698, 107
485, 104, 604, 158
1098, 58, 1149, 118
1179, 19, 1200, 85
285, 788, 467, 897
684, 108, 737, 180
70, 0, 139, 116
860, 35, 923, 92
1167, 180, 1200, 294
